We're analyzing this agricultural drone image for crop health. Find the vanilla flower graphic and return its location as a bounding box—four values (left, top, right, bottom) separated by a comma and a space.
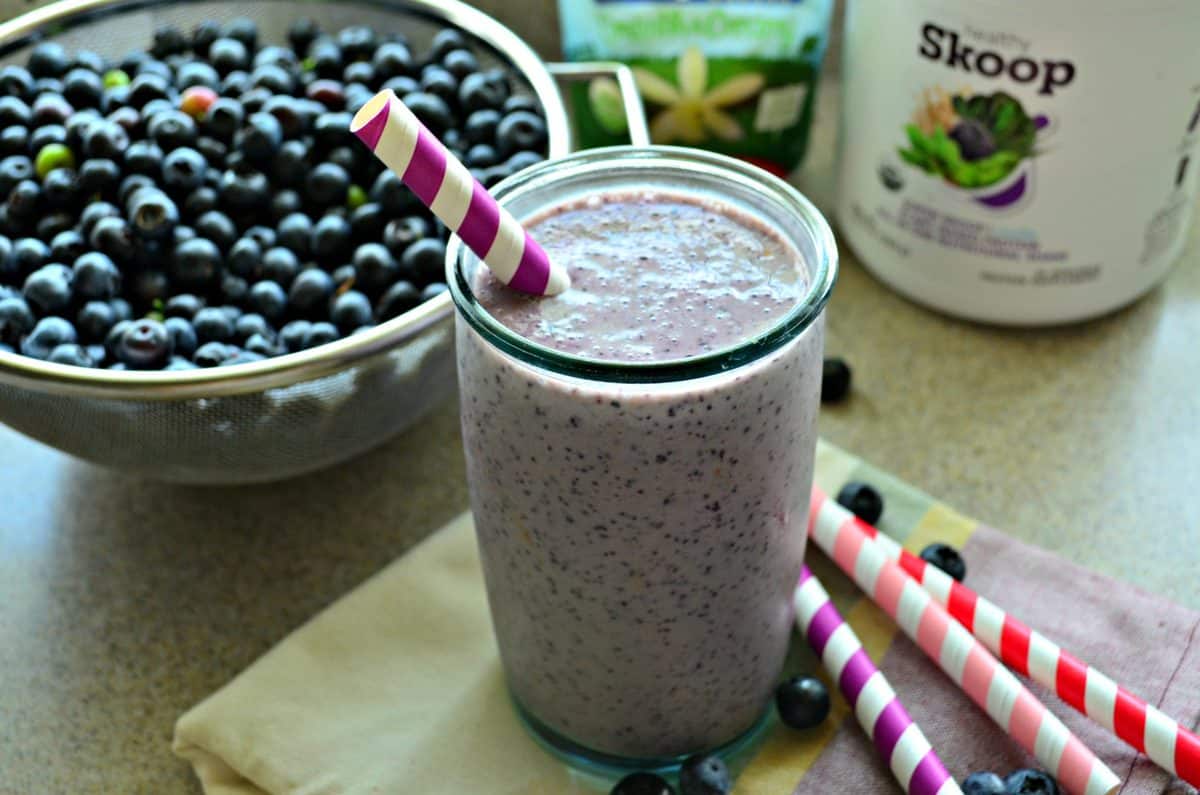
633, 47, 765, 144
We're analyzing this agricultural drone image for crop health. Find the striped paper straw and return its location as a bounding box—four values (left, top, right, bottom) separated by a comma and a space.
809, 487, 1200, 789
349, 90, 569, 296
807, 499, 1122, 795
795, 565, 962, 795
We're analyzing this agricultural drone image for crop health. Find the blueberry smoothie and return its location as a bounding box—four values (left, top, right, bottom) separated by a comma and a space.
451, 149, 834, 764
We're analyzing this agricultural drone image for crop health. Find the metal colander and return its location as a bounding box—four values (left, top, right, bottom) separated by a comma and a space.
0, 0, 576, 484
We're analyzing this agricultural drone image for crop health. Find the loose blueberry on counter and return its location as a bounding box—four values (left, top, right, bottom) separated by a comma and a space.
963, 771, 1006, 795
775, 675, 831, 730
821, 357, 852, 403
610, 772, 675, 795
1004, 770, 1058, 794
678, 754, 731, 795
919, 543, 967, 582
835, 481, 884, 525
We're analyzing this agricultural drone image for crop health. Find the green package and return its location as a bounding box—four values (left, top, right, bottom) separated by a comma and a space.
557, 0, 834, 176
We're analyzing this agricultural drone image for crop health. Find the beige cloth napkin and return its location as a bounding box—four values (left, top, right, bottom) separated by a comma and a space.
173, 513, 599, 795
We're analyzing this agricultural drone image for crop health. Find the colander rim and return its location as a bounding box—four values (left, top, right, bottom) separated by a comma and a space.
0, 0, 569, 399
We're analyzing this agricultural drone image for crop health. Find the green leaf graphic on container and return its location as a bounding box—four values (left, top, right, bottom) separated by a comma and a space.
621, 47, 765, 145
898, 88, 1043, 206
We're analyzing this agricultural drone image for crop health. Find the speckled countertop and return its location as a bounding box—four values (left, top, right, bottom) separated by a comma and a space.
0, 2, 1198, 793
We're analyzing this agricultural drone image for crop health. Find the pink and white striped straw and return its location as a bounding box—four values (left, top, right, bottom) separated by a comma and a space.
809, 487, 1200, 789
807, 498, 1122, 795
349, 89, 569, 296
795, 565, 962, 795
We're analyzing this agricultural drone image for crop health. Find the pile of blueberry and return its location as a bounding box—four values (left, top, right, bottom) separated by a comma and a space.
0, 17, 547, 369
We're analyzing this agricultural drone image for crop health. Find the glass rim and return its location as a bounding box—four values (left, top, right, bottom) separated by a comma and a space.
446, 145, 838, 384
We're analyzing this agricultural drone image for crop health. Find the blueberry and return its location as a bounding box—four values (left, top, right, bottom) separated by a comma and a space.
420, 282, 447, 302
383, 215, 428, 257
263, 97, 314, 140
222, 17, 258, 50
179, 186, 217, 220
276, 212, 312, 257
336, 25, 377, 60
963, 771, 1006, 795
109, 297, 132, 322
0, 65, 34, 99
193, 136, 227, 165
219, 165, 270, 209
165, 356, 197, 370
77, 158, 122, 195
128, 189, 179, 241
817, 357, 852, 405
192, 306, 235, 343
505, 150, 543, 174
20, 316, 76, 359
372, 42, 414, 79
194, 210, 237, 251
502, 94, 540, 115
73, 251, 121, 300
32, 77, 66, 99
342, 61, 374, 87
496, 110, 547, 158
234, 312, 272, 342
270, 188, 302, 220
219, 272, 248, 304
41, 167, 78, 209
428, 29, 468, 62
261, 246, 300, 287
0, 96, 32, 128
466, 143, 498, 168
171, 236, 221, 288
0, 155, 35, 194
192, 340, 235, 366
164, 293, 204, 319
161, 147, 207, 192
220, 70, 249, 96
47, 342, 93, 367
269, 320, 308, 354
176, 62, 221, 92
401, 238, 447, 285
243, 332, 278, 357
248, 64, 295, 96
190, 20, 222, 57
287, 18, 321, 56
75, 300, 116, 341
49, 229, 86, 264
148, 110, 198, 152
150, 25, 188, 58
127, 73, 171, 109
775, 676, 831, 730
6, 180, 40, 220
0, 296, 35, 344
71, 50, 105, 73
100, 85, 131, 115
68, 108, 104, 145
302, 320, 338, 349
310, 214, 351, 263
305, 162, 350, 207
23, 264, 74, 313
223, 237, 260, 280
163, 315, 198, 358
348, 204, 385, 245
920, 543, 967, 582
289, 268, 333, 315
28, 42, 70, 79
244, 225, 276, 249
369, 170, 414, 215
118, 173, 156, 206
381, 75, 419, 97
835, 481, 884, 525
123, 140, 164, 175
36, 212, 75, 241
330, 290, 372, 331
1004, 770, 1058, 795
203, 97, 244, 141
442, 49, 479, 80
420, 65, 458, 106
679, 754, 732, 795
352, 243, 398, 294
310, 41, 345, 80
0, 126, 30, 157
10, 236, 49, 276
610, 772, 674, 795
305, 78, 346, 110
312, 111, 354, 147
458, 72, 506, 114
209, 37, 250, 74
376, 280, 421, 321
131, 269, 169, 305
62, 68, 103, 109
402, 92, 453, 135
78, 204, 119, 239
30, 125, 68, 156
326, 146, 362, 181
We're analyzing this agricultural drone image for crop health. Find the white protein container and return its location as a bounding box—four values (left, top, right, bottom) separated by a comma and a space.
835, 0, 1200, 325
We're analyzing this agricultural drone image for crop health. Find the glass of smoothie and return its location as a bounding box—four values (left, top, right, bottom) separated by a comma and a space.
447, 146, 837, 772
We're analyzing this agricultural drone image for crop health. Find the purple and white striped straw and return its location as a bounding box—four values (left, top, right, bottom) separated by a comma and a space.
349, 89, 569, 296
795, 565, 962, 795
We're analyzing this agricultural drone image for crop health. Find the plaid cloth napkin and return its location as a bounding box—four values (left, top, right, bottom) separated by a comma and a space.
173, 440, 1200, 794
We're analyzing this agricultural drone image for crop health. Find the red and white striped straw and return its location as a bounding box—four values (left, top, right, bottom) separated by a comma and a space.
349, 90, 569, 296
795, 565, 962, 795
808, 497, 1121, 795
809, 487, 1200, 789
